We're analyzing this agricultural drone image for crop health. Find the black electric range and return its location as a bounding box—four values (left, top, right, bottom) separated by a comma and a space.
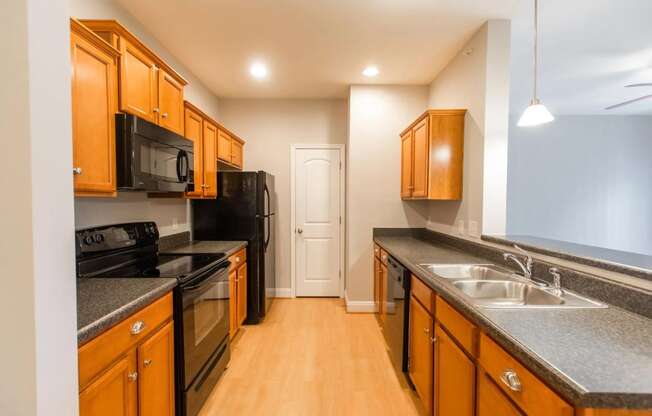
76, 222, 231, 416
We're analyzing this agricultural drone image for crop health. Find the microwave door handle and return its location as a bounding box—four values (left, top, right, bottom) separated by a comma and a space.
176, 150, 183, 181
182, 151, 190, 181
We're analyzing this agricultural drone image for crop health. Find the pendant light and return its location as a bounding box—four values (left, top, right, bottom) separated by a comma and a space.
518, 0, 554, 127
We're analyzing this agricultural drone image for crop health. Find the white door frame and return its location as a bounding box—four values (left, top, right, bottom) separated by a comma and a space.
290, 144, 346, 298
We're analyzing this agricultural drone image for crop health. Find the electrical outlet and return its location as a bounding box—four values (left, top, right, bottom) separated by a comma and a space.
457, 219, 465, 236
468, 220, 479, 238
172, 217, 178, 230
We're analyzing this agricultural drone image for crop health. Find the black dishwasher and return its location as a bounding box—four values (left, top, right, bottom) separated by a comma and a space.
383, 255, 410, 372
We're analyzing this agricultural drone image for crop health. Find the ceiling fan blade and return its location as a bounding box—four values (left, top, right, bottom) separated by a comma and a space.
625, 83, 652, 88
605, 94, 652, 110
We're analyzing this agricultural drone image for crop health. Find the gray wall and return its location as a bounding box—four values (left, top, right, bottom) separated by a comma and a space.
507, 115, 652, 255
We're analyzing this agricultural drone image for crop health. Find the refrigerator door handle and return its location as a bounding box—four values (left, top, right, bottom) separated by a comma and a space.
264, 184, 272, 250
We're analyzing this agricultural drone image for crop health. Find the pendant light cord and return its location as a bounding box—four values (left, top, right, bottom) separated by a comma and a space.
533, 0, 539, 100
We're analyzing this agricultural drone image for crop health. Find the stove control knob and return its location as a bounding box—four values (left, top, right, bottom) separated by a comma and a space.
84, 235, 94, 245
94, 233, 104, 243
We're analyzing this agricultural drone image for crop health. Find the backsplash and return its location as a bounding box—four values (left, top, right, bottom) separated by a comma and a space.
373, 228, 652, 319
74, 192, 190, 236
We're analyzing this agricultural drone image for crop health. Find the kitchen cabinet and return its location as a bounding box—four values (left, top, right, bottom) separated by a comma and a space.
70, 19, 120, 197
184, 105, 204, 198
400, 109, 466, 200
409, 295, 434, 414
78, 293, 174, 416
80, 20, 187, 136
478, 368, 524, 416
217, 128, 245, 169
435, 324, 475, 416
184, 101, 223, 199
202, 120, 218, 198
229, 248, 248, 338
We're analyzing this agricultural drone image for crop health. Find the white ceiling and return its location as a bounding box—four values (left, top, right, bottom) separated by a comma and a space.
510, 0, 652, 115
115, 0, 517, 98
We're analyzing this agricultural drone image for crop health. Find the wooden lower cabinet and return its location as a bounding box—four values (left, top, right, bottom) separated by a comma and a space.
79, 350, 137, 416
435, 324, 475, 416
477, 368, 524, 416
408, 295, 434, 414
78, 293, 174, 416
229, 248, 248, 338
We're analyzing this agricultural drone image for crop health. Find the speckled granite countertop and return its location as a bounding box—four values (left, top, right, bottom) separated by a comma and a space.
162, 240, 247, 257
77, 278, 177, 345
375, 236, 652, 409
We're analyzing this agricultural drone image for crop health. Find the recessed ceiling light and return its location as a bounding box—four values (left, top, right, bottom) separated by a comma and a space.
249, 62, 268, 79
362, 66, 379, 77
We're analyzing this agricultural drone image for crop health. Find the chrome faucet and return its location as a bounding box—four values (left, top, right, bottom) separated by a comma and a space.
503, 244, 534, 280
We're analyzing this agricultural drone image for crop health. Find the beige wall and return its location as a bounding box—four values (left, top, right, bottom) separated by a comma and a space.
218, 99, 349, 291
427, 20, 511, 238
346, 85, 430, 303
1, 0, 79, 414
70, 0, 222, 236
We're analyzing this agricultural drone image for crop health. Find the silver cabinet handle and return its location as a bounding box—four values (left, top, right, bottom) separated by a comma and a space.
130, 320, 146, 335
73, 167, 82, 175
143, 359, 152, 367
297, 228, 303, 234
431, 336, 438, 344
500, 369, 522, 392
162, 113, 169, 119
153, 107, 160, 113
127, 371, 138, 382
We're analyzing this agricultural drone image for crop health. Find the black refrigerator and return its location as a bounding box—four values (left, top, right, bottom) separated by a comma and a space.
192, 171, 276, 323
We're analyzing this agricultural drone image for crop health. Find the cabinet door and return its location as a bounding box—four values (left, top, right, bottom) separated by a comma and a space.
229, 269, 238, 339
217, 130, 232, 163
120, 40, 157, 122
412, 118, 429, 198
202, 121, 218, 198
157, 69, 184, 135
237, 263, 248, 325
435, 324, 475, 416
231, 140, 243, 168
79, 350, 137, 416
70, 31, 117, 196
373, 257, 381, 314
477, 369, 523, 416
409, 296, 434, 414
184, 107, 203, 198
400, 130, 413, 198
138, 321, 175, 416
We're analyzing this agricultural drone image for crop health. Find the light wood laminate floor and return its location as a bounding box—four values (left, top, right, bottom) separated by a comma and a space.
199, 298, 424, 416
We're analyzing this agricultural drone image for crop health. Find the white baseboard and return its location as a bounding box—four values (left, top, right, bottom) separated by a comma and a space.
274, 288, 293, 298
344, 290, 375, 313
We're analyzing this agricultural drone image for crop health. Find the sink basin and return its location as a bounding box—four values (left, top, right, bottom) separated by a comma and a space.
452, 280, 605, 309
419, 264, 516, 281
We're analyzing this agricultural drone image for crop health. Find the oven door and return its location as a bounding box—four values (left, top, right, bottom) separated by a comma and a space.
133, 135, 192, 192
180, 261, 230, 388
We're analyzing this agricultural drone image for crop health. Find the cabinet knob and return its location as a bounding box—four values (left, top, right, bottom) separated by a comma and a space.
153, 107, 160, 113
500, 369, 522, 392
162, 113, 169, 119
143, 359, 152, 367
72, 167, 82, 175
127, 371, 138, 382
431, 336, 438, 344
130, 320, 146, 335
423, 327, 430, 334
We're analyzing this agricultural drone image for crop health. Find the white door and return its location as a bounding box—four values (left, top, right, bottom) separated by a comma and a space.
295, 148, 341, 297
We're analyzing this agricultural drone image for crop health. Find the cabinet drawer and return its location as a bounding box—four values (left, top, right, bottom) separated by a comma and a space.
373, 244, 381, 259
479, 333, 573, 416
380, 249, 389, 265
78, 292, 173, 389
411, 275, 435, 315
229, 248, 246, 271
436, 296, 477, 357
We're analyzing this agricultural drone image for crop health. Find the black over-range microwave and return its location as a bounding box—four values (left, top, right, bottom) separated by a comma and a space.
116, 113, 195, 193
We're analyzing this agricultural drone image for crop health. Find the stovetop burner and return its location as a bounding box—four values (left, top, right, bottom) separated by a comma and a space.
99, 253, 225, 280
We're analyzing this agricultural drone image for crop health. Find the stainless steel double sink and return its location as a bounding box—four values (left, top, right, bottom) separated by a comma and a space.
418, 264, 605, 309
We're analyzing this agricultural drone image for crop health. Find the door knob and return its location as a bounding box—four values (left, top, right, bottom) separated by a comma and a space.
297, 228, 303, 234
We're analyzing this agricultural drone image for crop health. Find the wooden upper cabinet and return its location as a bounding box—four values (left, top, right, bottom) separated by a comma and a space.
80, 20, 188, 134
70, 19, 120, 197
400, 130, 413, 198
79, 350, 137, 416
120, 39, 158, 122
137, 321, 175, 416
231, 140, 243, 168
409, 296, 434, 414
184, 106, 203, 198
400, 109, 466, 200
202, 121, 218, 198
217, 130, 232, 163
157, 69, 184, 135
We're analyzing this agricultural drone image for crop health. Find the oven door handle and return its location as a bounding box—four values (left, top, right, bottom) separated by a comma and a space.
181, 261, 230, 291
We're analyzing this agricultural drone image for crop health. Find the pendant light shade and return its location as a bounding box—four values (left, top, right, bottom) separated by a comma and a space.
519, 0, 554, 127
518, 99, 554, 126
